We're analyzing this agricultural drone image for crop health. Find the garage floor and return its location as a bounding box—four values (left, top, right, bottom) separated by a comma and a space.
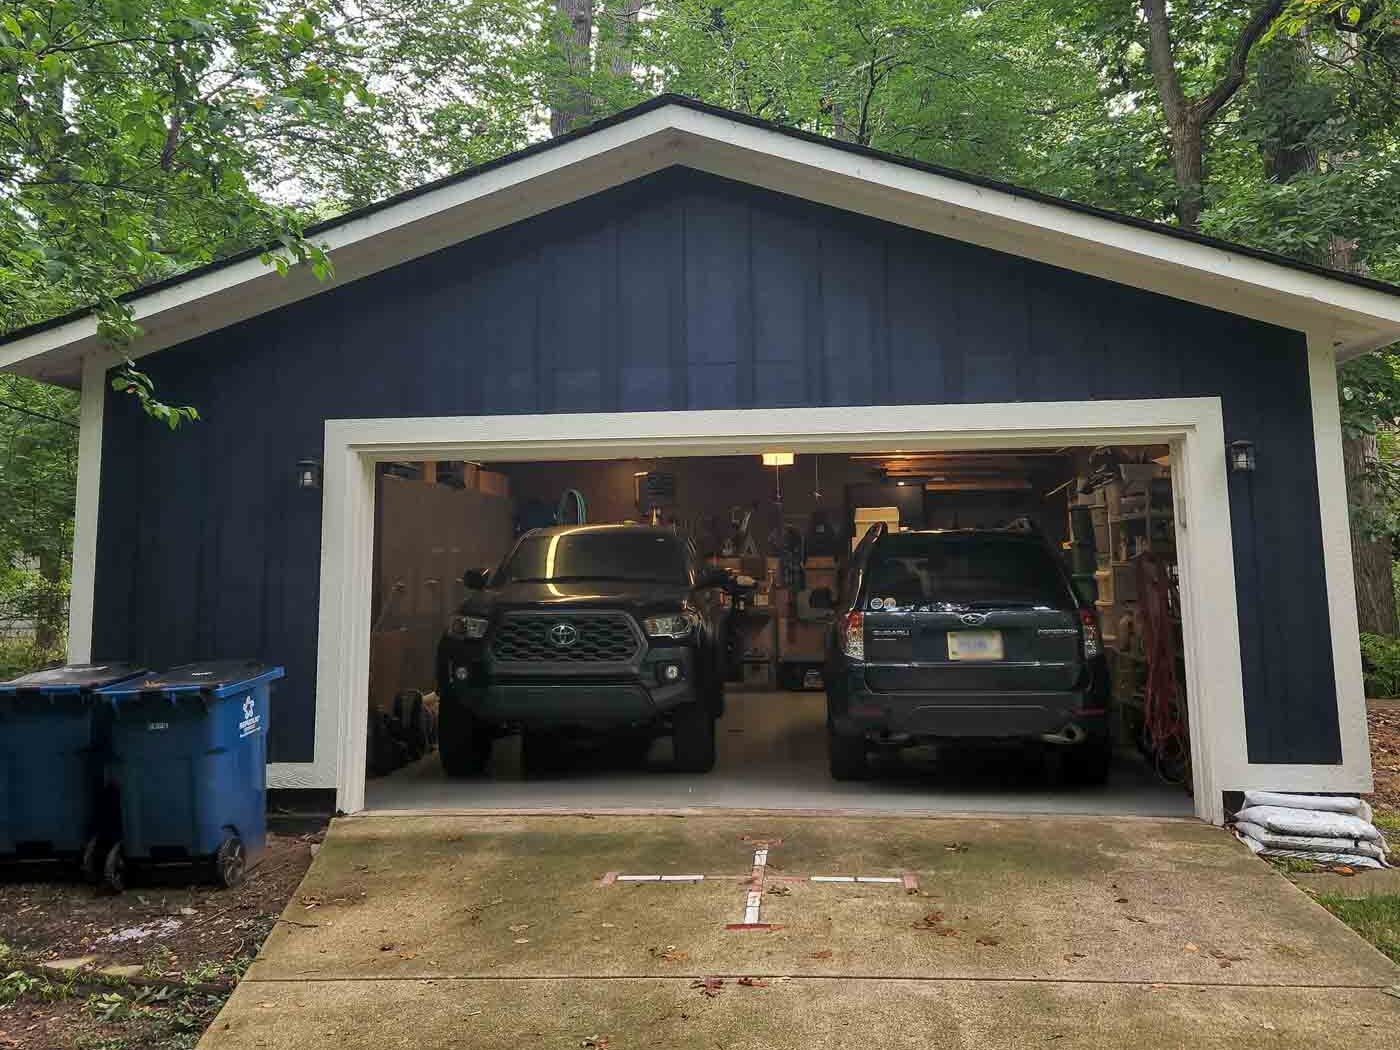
364, 691, 1194, 817
200, 813, 1399, 1049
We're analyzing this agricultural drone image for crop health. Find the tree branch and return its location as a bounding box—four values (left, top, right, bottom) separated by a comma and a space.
1193, 0, 1287, 123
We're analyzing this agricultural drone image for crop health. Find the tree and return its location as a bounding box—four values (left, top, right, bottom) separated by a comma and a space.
0, 375, 77, 655
1138, 0, 1287, 229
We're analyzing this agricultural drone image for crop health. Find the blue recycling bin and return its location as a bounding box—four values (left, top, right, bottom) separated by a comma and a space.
97, 660, 284, 890
0, 663, 145, 872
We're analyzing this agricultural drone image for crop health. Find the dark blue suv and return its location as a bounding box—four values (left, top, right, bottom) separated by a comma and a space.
825, 526, 1111, 783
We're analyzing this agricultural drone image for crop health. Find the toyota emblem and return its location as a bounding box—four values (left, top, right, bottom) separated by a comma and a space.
549, 622, 579, 648
959, 612, 988, 626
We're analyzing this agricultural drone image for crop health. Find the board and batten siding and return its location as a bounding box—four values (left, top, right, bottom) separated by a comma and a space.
91, 167, 1336, 767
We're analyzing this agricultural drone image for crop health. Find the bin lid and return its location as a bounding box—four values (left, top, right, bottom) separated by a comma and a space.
0, 662, 147, 696
98, 660, 285, 700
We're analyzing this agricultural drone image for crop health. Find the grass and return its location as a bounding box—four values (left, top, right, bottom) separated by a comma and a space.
1316, 893, 1400, 964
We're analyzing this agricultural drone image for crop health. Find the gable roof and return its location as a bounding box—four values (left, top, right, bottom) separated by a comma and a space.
6, 93, 1400, 387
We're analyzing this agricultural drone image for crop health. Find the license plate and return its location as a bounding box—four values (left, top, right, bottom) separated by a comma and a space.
947, 630, 1004, 661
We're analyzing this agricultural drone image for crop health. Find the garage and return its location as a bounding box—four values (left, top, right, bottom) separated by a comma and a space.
4, 96, 1396, 826
361, 446, 1195, 818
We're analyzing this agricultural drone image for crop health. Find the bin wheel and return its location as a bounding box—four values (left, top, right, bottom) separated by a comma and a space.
80, 838, 101, 884
216, 836, 246, 889
103, 843, 126, 894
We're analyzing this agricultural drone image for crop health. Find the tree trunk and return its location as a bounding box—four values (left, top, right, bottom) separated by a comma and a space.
1168, 118, 1204, 230
34, 549, 63, 652
550, 0, 594, 138
1343, 433, 1399, 636
600, 0, 644, 78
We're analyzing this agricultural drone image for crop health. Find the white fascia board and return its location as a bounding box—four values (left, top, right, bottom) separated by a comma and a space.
7, 101, 1400, 387
666, 109, 1400, 350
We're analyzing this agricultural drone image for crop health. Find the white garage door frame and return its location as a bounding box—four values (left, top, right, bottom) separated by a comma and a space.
249, 391, 1361, 827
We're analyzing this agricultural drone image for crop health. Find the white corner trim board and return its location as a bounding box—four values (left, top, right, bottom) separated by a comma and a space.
245, 396, 1363, 825
6, 101, 1400, 386
66, 352, 115, 663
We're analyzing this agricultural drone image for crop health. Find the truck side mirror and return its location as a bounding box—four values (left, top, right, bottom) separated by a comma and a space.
462, 568, 490, 590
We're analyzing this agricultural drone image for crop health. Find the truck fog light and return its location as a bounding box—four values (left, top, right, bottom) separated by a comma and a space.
661, 663, 682, 683
454, 666, 469, 682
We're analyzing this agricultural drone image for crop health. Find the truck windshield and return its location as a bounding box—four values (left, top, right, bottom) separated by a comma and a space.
503, 530, 688, 585
865, 534, 1075, 610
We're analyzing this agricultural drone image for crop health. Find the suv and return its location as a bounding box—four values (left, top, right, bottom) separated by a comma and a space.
825, 526, 1111, 784
436, 524, 729, 776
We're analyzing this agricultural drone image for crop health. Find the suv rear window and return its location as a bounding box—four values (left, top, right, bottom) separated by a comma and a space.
502, 529, 688, 585
864, 534, 1074, 610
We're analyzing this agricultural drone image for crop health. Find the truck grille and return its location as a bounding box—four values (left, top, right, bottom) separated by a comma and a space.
491, 612, 641, 664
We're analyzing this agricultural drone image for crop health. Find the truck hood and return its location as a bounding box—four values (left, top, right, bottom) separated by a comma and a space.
467, 579, 693, 614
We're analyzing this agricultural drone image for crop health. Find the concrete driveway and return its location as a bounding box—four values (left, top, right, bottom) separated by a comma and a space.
199, 814, 1399, 1049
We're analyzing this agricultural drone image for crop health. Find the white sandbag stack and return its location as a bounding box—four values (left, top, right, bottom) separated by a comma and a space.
1232, 791, 1390, 870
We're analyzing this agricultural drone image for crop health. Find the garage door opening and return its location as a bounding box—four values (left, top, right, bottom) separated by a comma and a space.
360, 445, 1194, 817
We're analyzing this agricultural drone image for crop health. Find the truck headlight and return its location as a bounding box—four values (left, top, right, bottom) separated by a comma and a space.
450, 615, 489, 640
643, 611, 698, 640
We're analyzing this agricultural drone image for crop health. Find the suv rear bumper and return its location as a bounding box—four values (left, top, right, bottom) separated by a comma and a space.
829, 667, 1107, 742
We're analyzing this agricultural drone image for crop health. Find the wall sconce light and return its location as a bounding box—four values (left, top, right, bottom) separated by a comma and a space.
296, 458, 323, 490
1228, 440, 1256, 473
761, 451, 794, 467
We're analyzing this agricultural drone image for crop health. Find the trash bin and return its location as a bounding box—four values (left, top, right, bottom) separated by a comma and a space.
0, 663, 146, 874
97, 660, 284, 890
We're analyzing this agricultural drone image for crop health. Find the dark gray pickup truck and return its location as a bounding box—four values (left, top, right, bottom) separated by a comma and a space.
436, 524, 729, 777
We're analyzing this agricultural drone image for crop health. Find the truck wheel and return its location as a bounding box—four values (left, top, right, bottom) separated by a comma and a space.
1061, 735, 1113, 786
828, 728, 870, 781
438, 700, 492, 777
672, 701, 716, 773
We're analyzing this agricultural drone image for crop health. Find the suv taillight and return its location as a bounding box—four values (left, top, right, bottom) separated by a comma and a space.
1078, 607, 1102, 659
840, 610, 865, 661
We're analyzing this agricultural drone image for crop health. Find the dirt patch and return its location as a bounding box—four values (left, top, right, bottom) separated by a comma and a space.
0, 830, 320, 1049
1365, 701, 1400, 818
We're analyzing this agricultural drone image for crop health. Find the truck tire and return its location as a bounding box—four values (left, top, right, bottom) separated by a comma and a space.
438, 699, 492, 777
672, 701, 716, 773
828, 728, 870, 781
1061, 734, 1113, 786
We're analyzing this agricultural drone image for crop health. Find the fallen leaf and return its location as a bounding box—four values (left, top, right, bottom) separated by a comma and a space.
943, 843, 969, 853
649, 946, 689, 963
379, 944, 395, 952
1063, 952, 1086, 962
767, 885, 791, 896
936, 928, 960, 938
508, 924, 530, 934
1261, 1022, 1276, 1031
975, 936, 1001, 947
1333, 865, 1356, 876
580, 1037, 609, 1049
1126, 916, 1149, 924
737, 977, 768, 988
513, 938, 530, 945
692, 977, 724, 998
1184, 943, 1199, 953
397, 952, 417, 960
601, 923, 617, 929
258, 1001, 276, 1010
810, 950, 834, 961
910, 911, 945, 930
1114, 897, 1129, 904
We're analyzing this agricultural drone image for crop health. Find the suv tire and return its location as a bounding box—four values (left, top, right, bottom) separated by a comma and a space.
672, 701, 716, 773
1060, 735, 1112, 786
828, 728, 870, 781
439, 699, 492, 777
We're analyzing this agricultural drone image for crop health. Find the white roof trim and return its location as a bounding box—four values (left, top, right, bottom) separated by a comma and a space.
6, 100, 1400, 386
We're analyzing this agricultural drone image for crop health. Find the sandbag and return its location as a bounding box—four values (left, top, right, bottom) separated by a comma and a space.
1241, 791, 1372, 821
1234, 805, 1382, 842
1234, 821, 1387, 862
1235, 832, 1384, 870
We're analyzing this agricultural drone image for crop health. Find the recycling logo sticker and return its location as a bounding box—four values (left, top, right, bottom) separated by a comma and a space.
238, 694, 262, 738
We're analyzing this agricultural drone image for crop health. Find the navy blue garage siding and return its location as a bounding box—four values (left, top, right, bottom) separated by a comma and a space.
91, 167, 1337, 766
